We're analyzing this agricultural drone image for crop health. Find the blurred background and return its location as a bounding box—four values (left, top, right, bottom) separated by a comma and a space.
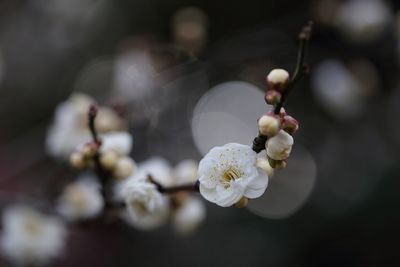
1, 0, 400, 266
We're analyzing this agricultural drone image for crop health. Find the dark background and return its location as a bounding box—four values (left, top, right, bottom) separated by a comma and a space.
0, 0, 400, 266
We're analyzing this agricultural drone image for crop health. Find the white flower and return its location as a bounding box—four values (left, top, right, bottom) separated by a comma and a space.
137, 157, 173, 186
334, 0, 391, 43
120, 179, 169, 230
197, 143, 269, 207
46, 93, 94, 158
100, 132, 133, 156
57, 177, 104, 221
266, 130, 294, 160
172, 196, 205, 235
1, 206, 66, 266
173, 160, 198, 185
112, 158, 169, 202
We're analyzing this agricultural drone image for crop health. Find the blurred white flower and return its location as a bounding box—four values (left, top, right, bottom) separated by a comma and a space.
266, 130, 294, 161
197, 143, 269, 207
1, 206, 66, 266
311, 59, 378, 120
137, 157, 173, 186
334, 0, 391, 43
172, 196, 205, 235
113, 50, 156, 101
173, 159, 198, 185
100, 132, 133, 156
57, 177, 104, 221
112, 157, 171, 202
46, 93, 94, 158
120, 179, 169, 230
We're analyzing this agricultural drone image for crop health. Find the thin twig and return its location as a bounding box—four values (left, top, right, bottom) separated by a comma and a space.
252, 133, 268, 153
274, 21, 313, 114
88, 105, 100, 144
148, 175, 200, 194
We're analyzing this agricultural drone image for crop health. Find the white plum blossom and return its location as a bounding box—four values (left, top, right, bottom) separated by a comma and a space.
112, 158, 170, 202
1, 206, 67, 266
46, 93, 94, 158
137, 157, 174, 186
266, 130, 294, 160
120, 179, 169, 230
197, 143, 269, 207
57, 177, 104, 221
100, 132, 133, 156
172, 196, 205, 235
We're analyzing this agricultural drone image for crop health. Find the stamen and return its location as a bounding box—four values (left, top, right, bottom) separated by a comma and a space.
221, 167, 242, 188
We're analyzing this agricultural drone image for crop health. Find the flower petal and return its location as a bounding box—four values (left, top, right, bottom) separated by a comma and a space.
199, 184, 217, 203
215, 184, 243, 207
244, 170, 269, 199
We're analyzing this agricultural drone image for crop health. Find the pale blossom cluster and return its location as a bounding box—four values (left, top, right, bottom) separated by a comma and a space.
1, 206, 66, 266
57, 175, 104, 221
46, 93, 125, 159
197, 68, 298, 207
117, 158, 205, 234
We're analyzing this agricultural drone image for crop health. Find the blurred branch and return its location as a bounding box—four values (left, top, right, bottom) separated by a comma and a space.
274, 21, 313, 114
148, 175, 200, 194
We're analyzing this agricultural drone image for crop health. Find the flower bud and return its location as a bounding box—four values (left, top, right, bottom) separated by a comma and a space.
265, 90, 282, 105
95, 108, 121, 133
113, 157, 136, 180
256, 157, 274, 177
266, 69, 290, 91
267, 157, 287, 169
100, 151, 118, 170
234, 197, 248, 208
282, 115, 299, 135
81, 143, 97, 158
258, 115, 280, 137
266, 130, 294, 160
70, 152, 86, 169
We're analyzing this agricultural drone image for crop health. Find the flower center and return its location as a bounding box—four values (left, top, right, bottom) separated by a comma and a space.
132, 200, 148, 215
221, 167, 242, 188
24, 218, 41, 236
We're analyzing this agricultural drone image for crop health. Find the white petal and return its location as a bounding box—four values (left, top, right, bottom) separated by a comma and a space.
244, 170, 269, 199
100, 132, 133, 156
199, 184, 217, 203
215, 184, 243, 207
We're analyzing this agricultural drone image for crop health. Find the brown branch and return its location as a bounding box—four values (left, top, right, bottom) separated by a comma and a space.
252, 133, 268, 153
148, 175, 200, 194
274, 21, 313, 114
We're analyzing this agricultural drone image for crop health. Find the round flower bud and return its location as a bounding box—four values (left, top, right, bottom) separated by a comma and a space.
113, 157, 136, 180
266, 130, 294, 160
100, 151, 118, 170
234, 197, 248, 208
282, 115, 299, 135
81, 143, 97, 158
265, 90, 282, 105
258, 115, 280, 137
95, 108, 121, 133
70, 152, 86, 169
266, 69, 290, 91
